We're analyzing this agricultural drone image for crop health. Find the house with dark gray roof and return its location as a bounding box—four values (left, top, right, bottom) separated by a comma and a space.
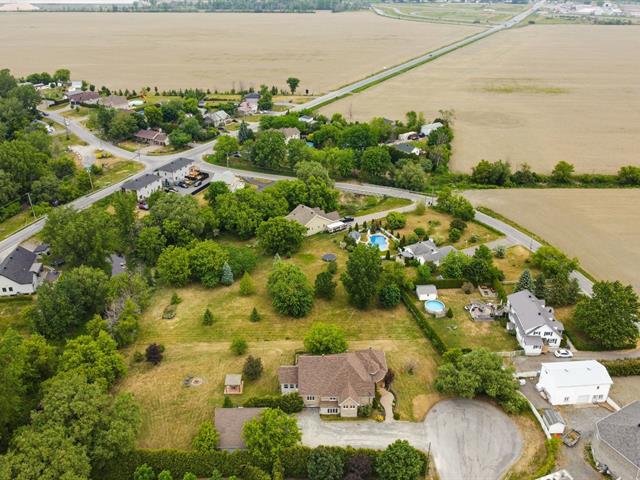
122, 173, 163, 200
393, 143, 421, 156
154, 158, 194, 184
398, 239, 458, 266
278, 349, 387, 417
593, 400, 640, 480
214, 407, 265, 450
507, 289, 563, 355
0, 246, 44, 296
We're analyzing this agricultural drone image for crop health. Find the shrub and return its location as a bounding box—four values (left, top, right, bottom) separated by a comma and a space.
414, 202, 426, 215
413, 227, 426, 238
192, 421, 219, 453
450, 219, 467, 232
326, 260, 338, 275
249, 307, 261, 323
243, 355, 264, 381
202, 308, 214, 326
347, 454, 372, 478
230, 337, 248, 356
448, 227, 462, 243
272, 457, 284, 480
146, 343, 163, 365
308, 447, 344, 480
134, 464, 155, 480
385, 212, 407, 230
357, 404, 373, 417
134, 351, 145, 362
446, 308, 453, 318
532, 439, 561, 478
314, 271, 337, 299
243, 394, 304, 414
602, 358, 640, 377
240, 465, 270, 480
375, 440, 425, 480
494, 245, 506, 259
171, 292, 182, 305
239, 272, 256, 296
379, 283, 401, 309
223, 395, 233, 408
462, 281, 474, 294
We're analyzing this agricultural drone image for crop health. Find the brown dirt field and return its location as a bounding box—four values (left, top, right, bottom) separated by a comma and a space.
463, 189, 640, 293
0, 12, 482, 93
321, 25, 640, 173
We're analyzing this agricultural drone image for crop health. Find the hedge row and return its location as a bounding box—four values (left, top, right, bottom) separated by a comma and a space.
401, 291, 447, 355
94, 444, 429, 480
279, 445, 429, 479
243, 393, 304, 413
531, 438, 561, 479
93, 449, 256, 480
428, 278, 464, 289
601, 358, 640, 377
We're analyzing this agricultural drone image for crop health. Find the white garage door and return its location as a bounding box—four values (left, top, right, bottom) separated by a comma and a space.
577, 394, 591, 403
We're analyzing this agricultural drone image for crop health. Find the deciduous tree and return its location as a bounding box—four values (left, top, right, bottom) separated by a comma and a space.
341, 244, 382, 309
242, 408, 301, 467
304, 323, 347, 355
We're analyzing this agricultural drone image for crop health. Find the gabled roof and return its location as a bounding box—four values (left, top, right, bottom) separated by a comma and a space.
508, 289, 563, 335
99, 95, 128, 108
402, 240, 457, 263
214, 407, 265, 449
279, 349, 387, 404
0, 246, 38, 285
156, 157, 194, 173
420, 122, 443, 136
206, 110, 230, 121
135, 129, 166, 141
541, 408, 565, 427
122, 173, 162, 191
67, 91, 99, 102
277, 127, 300, 138
540, 360, 613, 388
225, 374, 242, 386
285, 205, 340, 227
596, 400, 640, 468
416, 285, 437, 296
394, 143, 419, 154
211, 170, 241, 186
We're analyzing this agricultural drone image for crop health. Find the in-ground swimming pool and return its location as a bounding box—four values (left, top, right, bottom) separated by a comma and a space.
425, 299, 446, 318
368, 233, 389, 251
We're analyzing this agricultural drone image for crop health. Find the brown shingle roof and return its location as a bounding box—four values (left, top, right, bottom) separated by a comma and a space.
278, 365, 298, 384
285, 205, 340, 227
214, 407, 265, 449
283, 349, 387, 404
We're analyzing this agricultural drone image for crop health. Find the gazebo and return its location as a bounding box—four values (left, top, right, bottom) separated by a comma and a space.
224, 374, 243, 395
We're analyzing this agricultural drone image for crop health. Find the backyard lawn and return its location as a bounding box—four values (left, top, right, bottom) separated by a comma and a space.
119, 233, 441, 449
338, 193, 412, 217
0, 297, 33, 334
93, 160, 144, 189
413, 289, 519, 352
393, 207, 502, 250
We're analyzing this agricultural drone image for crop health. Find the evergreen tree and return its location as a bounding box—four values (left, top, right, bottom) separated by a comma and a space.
515, 269, 534, 292
239, 272, 256, 296
203, 308, 214, 326
220, 262, 234, 286
223, 395, 233, 408
238, 121, 253, 144
249, 307, 261, 323
534, 273, 547, 299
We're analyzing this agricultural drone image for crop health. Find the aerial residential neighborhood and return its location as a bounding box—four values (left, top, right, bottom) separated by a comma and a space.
0, 2, 639, 480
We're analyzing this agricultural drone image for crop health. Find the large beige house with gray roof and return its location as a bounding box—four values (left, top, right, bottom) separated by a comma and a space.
279, 349, 387, 417
285, 204, 340, 236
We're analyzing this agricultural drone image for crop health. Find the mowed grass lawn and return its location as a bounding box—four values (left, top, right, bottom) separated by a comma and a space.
119, 234, 442, 449
394, 207, 502, 250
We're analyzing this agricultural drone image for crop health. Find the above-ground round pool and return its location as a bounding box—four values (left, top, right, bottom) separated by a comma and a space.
425, 299, 446, 318
368, 233, 389, 251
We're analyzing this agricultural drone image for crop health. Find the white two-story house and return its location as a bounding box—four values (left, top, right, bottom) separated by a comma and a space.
155, 158, 195, 185
0, 246, 44, 296
279, 349, 388, 417
507, 289, 564, 356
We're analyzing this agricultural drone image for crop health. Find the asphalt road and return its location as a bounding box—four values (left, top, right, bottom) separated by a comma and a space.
292, 0, 545, 111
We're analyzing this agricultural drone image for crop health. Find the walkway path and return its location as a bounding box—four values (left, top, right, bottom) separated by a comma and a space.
378, 387, 395, 423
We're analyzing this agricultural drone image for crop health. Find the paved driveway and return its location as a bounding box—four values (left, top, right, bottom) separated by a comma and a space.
297, 399, 522, 480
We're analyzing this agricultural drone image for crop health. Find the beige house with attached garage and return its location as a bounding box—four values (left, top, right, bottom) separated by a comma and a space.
278, 349, 388, 417
277, 127, 301, 143
285, 205, 341, 236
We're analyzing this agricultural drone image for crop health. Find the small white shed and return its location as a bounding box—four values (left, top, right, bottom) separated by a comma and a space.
536, 360, 612, 406
541, 408, 566, 435
416, 284, 437, 301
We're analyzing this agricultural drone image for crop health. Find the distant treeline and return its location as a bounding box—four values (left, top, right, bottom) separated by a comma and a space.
37, 0, 369, 13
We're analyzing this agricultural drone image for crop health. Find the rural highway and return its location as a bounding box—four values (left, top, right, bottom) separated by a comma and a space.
292, 0, 545, 111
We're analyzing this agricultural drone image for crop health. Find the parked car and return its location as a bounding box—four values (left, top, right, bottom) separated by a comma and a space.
138, 202, 149, 211
341, 216, 355, 223
177, 181, 189, 188
193, 180, 202, 187
554, 349, 573, 358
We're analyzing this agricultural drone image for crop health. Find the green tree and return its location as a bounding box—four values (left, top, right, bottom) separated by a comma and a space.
239, 272, 256, 296
531, 245, 578, 277
360, 146, 392, 179
314, 271, 337, 299
42, 206, 117, 270
204, 180, 230, 207
339, 123, 376, 153
386, 211, 407, 229
308, 446, 344, 480
238, 121, 253, 144
257, 216, 306, 256
575, 281, 639, 349
341, 244, 382, 309
267, 262, 314, 317
286, 77, 300, 94
249, 307, 261, 323
158, 471, 173, 480
31, 266, 110, 339
156, 246, 191, 286
304, 323, 348, 355
230, 336, 248, 356
112, 191, 137, 250
135, 225, 167, 265
551, 160, 575, 184
251, 130, 286, 169
149, 192, 206, 245
192, 420, 219, 453
203, 308, 214, 326
395, 162, 427, 191
213, 135, 239, 166
220, 261, 234, 286
243, 355, 264, 381
534, 273, 547, 299
108, 111, 139, 142
52, 68, 71, 83
134, 464, 156, 480
375, 440, 425, 480
169, 129, 192, 148
379, 283, 401, 309
439, 251, 471, 279
257, 87, 273, 111
59, 331, 126, 386
144, 105, 163, 128
617, 165, 640, 186
515, 269, 534, 292
264, 179, 308, 211
471, 160, 512, 185
242, 408, 301, 467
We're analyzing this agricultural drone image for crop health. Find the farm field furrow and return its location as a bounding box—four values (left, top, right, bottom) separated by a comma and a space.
463, 188, 640, 293
321, 25, 640, 174
0, 11, 483, 93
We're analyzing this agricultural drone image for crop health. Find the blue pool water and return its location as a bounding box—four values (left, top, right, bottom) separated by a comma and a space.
368, 234, 389, 251
425, 300, 446, 313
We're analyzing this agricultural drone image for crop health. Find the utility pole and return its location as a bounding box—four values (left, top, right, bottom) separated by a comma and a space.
87, 168, 94, 190
26, 193, 36, 219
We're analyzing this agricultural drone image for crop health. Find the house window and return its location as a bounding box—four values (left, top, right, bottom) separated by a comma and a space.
283, 384, 289, 388
306, 395, 315, 401
8, 287, 12, 292
544, 332, 552, 336
327, 408, 338, 414
1, 288, 5, 292
564, 396, 570, 402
